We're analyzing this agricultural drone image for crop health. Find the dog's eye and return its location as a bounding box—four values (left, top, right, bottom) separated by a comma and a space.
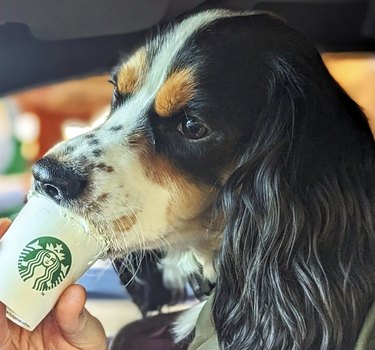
178, 119, 209, 140
108, 77, 117, 89
108, 79, 119, 97
108, 78, 123, 106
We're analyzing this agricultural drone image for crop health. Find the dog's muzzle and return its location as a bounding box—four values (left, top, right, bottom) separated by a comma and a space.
32, 157, 88, 204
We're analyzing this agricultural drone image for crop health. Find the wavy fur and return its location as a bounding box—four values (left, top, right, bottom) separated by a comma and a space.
35, 10, 375, 350
213, 45, 375, 349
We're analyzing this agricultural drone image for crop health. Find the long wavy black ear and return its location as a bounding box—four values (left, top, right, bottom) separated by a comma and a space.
212, 53, 375, 350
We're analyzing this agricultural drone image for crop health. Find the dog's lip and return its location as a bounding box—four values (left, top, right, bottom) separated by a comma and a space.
25, 194, 108, 253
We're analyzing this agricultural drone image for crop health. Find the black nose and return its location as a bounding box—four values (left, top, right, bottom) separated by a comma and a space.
32, 157, 87, 203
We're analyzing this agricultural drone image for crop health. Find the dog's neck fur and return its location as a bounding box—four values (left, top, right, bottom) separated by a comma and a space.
113, 11, 375, 349
163, 232, 219, 284
165, 233, 218, 343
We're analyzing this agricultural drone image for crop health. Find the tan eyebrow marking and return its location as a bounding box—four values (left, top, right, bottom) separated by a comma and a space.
117, 48, 148, 94
154, 68, 196, 118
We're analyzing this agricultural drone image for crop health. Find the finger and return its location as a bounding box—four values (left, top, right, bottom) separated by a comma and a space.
0, 302, 11, 348
0, 219, 11, 239
0, 220, 12, 347
55, 285, 107, 350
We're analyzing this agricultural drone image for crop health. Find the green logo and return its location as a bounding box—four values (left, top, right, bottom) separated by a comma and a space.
18, 237, 72, 292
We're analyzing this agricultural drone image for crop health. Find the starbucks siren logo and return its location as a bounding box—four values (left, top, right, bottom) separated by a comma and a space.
18, 237, 72, 292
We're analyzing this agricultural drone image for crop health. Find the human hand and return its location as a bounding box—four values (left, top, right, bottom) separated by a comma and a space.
0, 218, 107, 350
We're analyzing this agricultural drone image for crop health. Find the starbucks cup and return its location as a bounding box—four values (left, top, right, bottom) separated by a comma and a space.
0, 196, 106, 331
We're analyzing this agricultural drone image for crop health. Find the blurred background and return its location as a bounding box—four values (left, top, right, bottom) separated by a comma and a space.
1, 0, 375, 341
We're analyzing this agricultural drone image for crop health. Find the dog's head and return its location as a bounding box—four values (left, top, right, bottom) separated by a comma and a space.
31, 10, 375, 349
31, 10, 288, 257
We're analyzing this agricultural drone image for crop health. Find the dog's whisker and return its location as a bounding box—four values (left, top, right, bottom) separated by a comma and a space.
28, 8, 375, 350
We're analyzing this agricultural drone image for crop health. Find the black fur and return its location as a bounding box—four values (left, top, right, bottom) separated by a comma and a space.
112, 12, 375, 349
208, 14, 375, 350
114, 252, 186, 317
109, 11, 375, 349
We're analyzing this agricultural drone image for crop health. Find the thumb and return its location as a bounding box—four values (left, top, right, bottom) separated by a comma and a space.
55, 285, 107, 350
0, 219, 11, 239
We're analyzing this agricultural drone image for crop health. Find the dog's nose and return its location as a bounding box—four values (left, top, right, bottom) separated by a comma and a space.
32, 157, 87, 203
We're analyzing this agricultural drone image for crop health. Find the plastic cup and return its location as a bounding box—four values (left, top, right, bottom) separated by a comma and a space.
0, 196, 105, 331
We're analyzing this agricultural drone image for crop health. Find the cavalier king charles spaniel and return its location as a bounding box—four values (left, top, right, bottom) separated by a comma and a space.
31, 9, 375, 350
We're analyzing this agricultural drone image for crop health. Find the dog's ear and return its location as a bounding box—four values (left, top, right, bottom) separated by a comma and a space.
212, 55, 304, 349
212, 53, 375, 349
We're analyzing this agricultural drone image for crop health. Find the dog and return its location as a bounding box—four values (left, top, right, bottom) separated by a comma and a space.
30, 9, 375, 350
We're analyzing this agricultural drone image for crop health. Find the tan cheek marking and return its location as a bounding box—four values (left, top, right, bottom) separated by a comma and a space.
139, 148, 215, 222
141, 151, 183, 188
117, 48, 147, 94
167, 181, 215, 222
112, 213, 137, 233
154, 68, 196, 118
